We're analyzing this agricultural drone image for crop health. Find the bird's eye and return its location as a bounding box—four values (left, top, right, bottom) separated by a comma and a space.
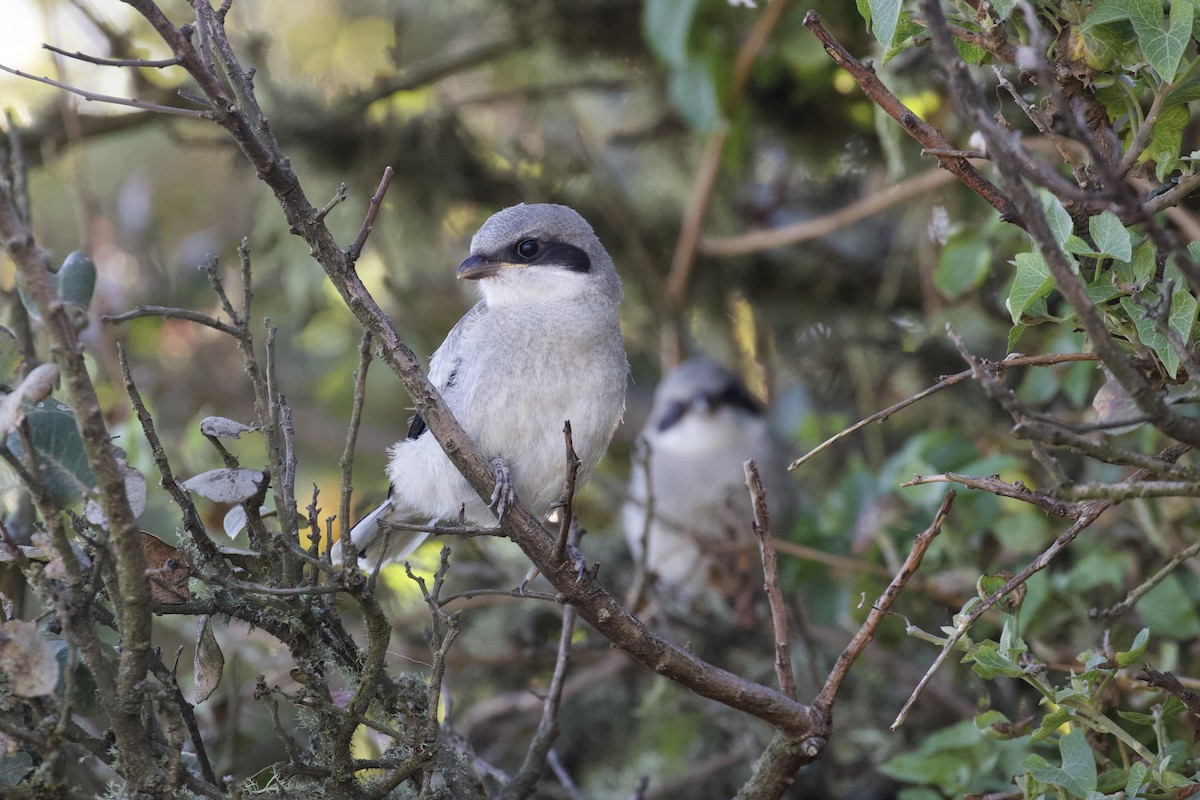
516, 239, 540, 259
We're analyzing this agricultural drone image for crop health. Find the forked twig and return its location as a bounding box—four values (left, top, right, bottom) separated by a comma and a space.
745, 459, 796, 700
815, 492, 953, 713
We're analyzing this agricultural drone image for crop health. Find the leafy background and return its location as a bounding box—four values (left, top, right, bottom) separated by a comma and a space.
3, 0, 1200, 798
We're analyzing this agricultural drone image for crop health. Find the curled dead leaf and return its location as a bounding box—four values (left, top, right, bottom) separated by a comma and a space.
141, 532, 191, 605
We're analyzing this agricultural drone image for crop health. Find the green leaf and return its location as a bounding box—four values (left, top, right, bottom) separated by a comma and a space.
1007, 322, 1028, 352
1116, 241, 1157, 287
6, 401, 96, 509
868, 0, 902, 48
1165, 68, 1200, 107
935, 231, 992, 298
882, 17, 926, 64
1082, 0, 1132, 29
1089, 211, 1131, 261
1119, 287, 1196, 378
1136, 572, 1200, 638
1117, 710, 1156, 726
57, 251, 96, 308
1144, 105, 1189, 181
1125, 762, 1148, 797
1161, 695, 1187, 719
967, 639, 1025, 678
1031, 707, 1072, 743
668, 57, 722, 132
642, 0, 700, 67
1130, 0, 1193, 80
953, 35, 989, 65
1116, 628, 1150, 668
1027, 728, 1097, 796
1044, 195, 1073, 246
988, 0, 1015, 19
1008, 251, 1055, 323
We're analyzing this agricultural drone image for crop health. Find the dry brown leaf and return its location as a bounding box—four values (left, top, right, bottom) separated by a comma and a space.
193, 615, 224, 704
141, 531, 191, 605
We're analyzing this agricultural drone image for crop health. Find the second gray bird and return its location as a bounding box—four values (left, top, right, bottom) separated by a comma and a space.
337, 203, 627, 567
624, 359, 796, 605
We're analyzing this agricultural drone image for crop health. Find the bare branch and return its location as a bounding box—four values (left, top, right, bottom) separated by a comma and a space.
0, 63, 211, 118
745, 459, 796, 700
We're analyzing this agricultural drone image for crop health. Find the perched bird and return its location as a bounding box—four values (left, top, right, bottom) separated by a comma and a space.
335, 203, 627, 567
623, 359, 797, 608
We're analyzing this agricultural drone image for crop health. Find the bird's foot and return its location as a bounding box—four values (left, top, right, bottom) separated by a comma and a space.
489, 457, 515, 520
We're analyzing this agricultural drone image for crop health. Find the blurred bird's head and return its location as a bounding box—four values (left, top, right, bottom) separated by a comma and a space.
457, 203, 621, 308
646, 359, 765, 443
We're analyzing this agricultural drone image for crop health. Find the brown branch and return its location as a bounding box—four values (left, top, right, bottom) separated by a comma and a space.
496, 603, 578, 799
102, 304, 239, 336
555, 421, 581, 559
1091, 538, 1200, 620
815, 492, 952, 713
701, 167, 960, 256
338, 330, 373, 554
901, 472, 1081, 518
42, 43, 181, 69
745, 459, 796, 700
1138, 667, 1200, 719
802, 11, 1020, 225
346, 165, 394, 265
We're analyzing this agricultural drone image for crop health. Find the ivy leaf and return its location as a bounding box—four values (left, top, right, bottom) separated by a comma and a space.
1130, 0, 1193, 81
1027, 728, 1097, 796
1044, 195, 1073, 246
6, 401, 95, 509
966, 640, 1025, 678
1089, 211, 1131, 261
868, 0, 902, 48
1082, 0, 1132, 29
1008, 251, 1055, 324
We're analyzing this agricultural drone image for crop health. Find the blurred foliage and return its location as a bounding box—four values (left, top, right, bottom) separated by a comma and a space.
3, 0, 1200, 797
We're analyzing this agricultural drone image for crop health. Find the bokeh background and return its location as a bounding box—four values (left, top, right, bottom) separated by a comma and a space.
2, 2, 1182, 798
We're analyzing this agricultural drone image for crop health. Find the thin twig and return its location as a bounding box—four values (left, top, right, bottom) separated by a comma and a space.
1091, 538, 1200, 620
338, 331, 372, 556
102, 305, 239, 336
789, 353, 1098, 470
555, 421, 581, 559
496, 603, 578, 799
0, 63, 211, 118
346, 166, 394, 265
701, 168, 959, 256
745, 459, 796, 700
816, 492, 953, 713
892, 445, 1188, 729
802, 11, 1020, 224
901, 472, 1081, 518
42, 44, 181, 69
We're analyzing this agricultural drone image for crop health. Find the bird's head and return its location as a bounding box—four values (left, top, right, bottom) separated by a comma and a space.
649, 358, 764, 435
457, 203, 621, 308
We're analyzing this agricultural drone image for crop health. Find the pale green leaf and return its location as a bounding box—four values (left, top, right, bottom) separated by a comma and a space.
1130, 0, 1193, 80
1027, 728, 1097, 796
643, 0, 700, 67
1008, 251, 1055, 323
1044, 195, 1073, 246
868, 0, 902, 48
1089, 211, 1131, 261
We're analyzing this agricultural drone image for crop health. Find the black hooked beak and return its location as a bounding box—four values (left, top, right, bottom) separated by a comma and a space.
457, 255, 513, 280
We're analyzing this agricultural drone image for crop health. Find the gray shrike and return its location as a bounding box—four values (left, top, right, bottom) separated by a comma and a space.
336, 203, 627, 567
624, 359, 796, 603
